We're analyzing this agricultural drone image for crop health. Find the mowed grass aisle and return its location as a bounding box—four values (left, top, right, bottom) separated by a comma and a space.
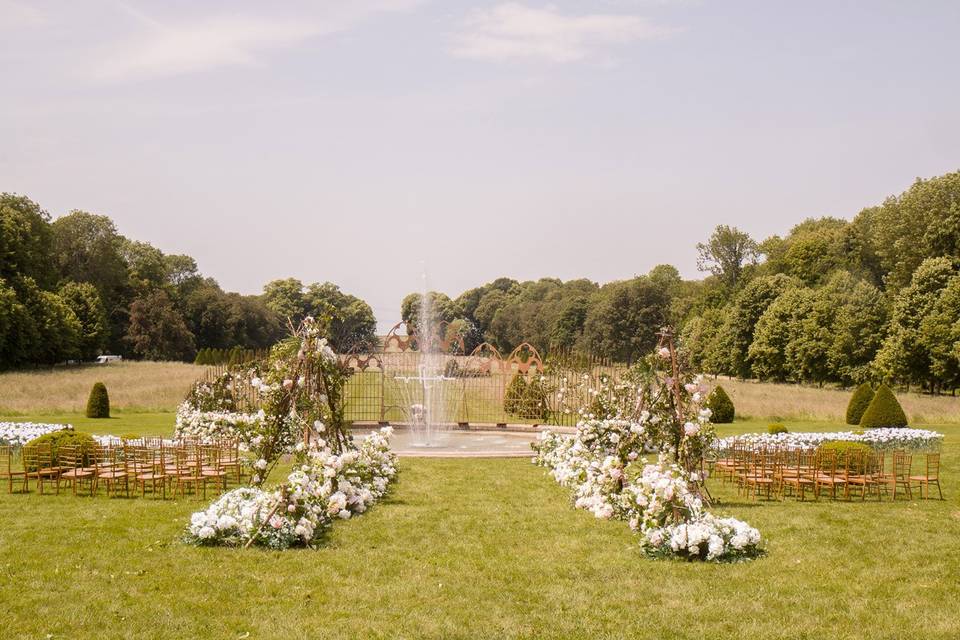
1, 418, 959, 639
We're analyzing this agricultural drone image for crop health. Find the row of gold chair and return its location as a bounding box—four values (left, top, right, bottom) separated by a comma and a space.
714, 446, 942, 501
0, 439, 245, 499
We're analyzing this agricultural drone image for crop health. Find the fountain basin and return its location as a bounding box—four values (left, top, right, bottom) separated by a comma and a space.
351, 424, 571, 457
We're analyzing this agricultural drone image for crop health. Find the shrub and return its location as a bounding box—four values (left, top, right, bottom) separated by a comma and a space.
443, 359, 461, 378
706, 385, 735, 423
503, 373, 527, 416
859, 384, 908, 429
521, 375, 550, 421
818, 441, 874, 470
767, 423, 788, 434
85, 382, 110, 418
24, 430, 96, 469
845, 383, 875, 425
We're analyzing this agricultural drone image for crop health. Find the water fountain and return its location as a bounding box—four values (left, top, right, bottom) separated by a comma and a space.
390, 271, 456, 446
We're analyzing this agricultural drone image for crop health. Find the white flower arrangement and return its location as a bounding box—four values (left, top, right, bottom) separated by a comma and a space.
641, 513, 762, 562
0, 422, 72, 448
185, 427, 397, 549
714, 427, 943, 454
534, 418, 763, 562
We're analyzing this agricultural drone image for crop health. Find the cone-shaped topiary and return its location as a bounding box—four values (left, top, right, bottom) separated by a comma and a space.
859, 384, 908, 429
845, 383, 875, 425
86, 382, 110, 418
706, 385, 735, 423
503, 373, 527, 416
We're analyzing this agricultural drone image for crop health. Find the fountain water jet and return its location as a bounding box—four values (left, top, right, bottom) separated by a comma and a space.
390, 269, 457, 446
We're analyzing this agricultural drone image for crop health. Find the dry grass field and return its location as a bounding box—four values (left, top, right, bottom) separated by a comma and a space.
718, 377, 960, 424
0, 361, 208, 415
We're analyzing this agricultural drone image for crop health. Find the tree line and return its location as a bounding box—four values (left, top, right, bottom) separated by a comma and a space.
401, 170, 960, 393
0, 194, 377, 368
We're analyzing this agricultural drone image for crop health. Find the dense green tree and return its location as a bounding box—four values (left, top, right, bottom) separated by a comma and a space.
696, 225, 759, 290
917, 275, 960, 392
58, 281, 109, 360
715, 274, 798, 377
262, 278, 306, 325
581, 277, 669, 363
126, 290, 196, 360
873, 257, 958, 389
50, 211, 130, 349
400, 291, 456, 336
748, 287, 816, 381
0, 194, 54, 289
304, 282, 377, 352
119, 239, 167, 296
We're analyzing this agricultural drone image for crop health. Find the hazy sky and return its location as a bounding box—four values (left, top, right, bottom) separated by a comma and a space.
2, 1, 958, 331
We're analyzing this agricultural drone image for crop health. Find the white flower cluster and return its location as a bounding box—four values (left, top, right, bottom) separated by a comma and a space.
174, 405, 264, 449
714, 427, 943, 454
641, 513, 762, 562
0, 422, 71, 448
185, 427, 397, 549
534, 419, 762, 562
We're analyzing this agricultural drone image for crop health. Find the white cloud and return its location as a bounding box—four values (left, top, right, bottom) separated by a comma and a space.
451, 3, 677, 63
93, 16, 326, 81
89, 1, 425, 82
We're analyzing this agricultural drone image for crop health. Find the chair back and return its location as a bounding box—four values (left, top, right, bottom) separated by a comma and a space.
36, 443, 54, 470
22, 445, 39, 472
0, 445, 11, 473
59, 445, 80, 469
926, 453, 940, 479
892, 452, 912, 479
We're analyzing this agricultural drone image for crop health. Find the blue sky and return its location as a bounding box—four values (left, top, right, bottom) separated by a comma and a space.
1, 1, 958, 330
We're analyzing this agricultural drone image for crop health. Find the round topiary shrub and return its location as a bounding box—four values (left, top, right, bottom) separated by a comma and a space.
768, 423, 788, 435
818, 441, 874, 470
845, 383, 875, 425
706, 385, 735, 423
24, 430, 96, 469
859, 384, 908, 429
86, 382, 110, 418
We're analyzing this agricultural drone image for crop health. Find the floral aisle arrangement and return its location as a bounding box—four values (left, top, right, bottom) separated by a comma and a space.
185, 427, 397, 549
177, 316, 352, 487
714, 427, 943, 454
0, 422, 71, 448
533, 329, 763, 562
184, 316, 398, 550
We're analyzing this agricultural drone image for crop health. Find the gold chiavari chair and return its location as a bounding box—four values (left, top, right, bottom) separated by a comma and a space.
890, 452, 913, 500
58, 445, 95, 496
201, 446, 228, 496
131, 446, 167, 499
778, 449, 814, 501
173, 447, 203, 499
814, 450, 845, 500
0, 445, 28, 493
94, 445, 129, 498
844, 449, 880, 501
909, 453, 942, 500
25, 444, 60, 494
218, 439, 243, 485
744, 448, 777, 500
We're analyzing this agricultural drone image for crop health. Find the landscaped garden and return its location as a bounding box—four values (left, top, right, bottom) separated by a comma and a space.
2, 327, 959, 639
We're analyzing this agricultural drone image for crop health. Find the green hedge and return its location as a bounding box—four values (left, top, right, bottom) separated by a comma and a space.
859, 384, 908, 429
86, 382, 110, 419
819, 441, 874, 470
845, 383, 875, 425
706, 386, 735, 423
768, 423, 788, 434
24, 431, 96, 470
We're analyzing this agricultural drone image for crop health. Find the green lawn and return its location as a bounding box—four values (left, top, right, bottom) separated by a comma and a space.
1, 415, 959, 639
